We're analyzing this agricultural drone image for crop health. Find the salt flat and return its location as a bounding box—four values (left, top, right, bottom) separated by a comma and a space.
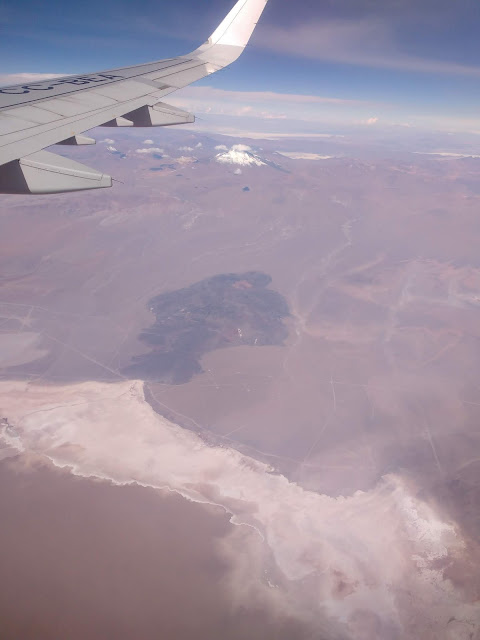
1, 378, 478, 639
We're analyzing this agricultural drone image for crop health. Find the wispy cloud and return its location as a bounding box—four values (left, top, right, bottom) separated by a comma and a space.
174, 85, 369, 108
168, 85, 378, 127
260, 20, 480, 77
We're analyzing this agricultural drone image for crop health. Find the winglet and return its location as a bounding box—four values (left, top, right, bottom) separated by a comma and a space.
208, 0, 269, 48
192, 0, 269, 68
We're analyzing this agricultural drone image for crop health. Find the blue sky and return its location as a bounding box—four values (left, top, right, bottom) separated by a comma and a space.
1, 0, 480, 133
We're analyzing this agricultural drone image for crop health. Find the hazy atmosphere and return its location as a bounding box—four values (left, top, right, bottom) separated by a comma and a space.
1, 0, 480, 638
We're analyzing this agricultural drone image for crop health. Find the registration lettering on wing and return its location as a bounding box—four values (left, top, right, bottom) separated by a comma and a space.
0, 74, 125, 95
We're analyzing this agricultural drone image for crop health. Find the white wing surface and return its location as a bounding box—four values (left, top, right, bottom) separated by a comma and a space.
0, 0, 269, 194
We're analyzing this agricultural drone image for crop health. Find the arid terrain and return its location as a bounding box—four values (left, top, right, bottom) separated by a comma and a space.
1, 127, 480, 639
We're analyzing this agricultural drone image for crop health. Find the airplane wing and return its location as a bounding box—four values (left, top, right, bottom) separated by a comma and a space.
0, 0, 269, 194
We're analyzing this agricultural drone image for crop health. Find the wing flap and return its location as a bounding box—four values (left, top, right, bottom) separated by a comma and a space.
0, 150, 111, 194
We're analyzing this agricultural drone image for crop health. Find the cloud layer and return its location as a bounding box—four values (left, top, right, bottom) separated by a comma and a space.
259, 19, 480, 77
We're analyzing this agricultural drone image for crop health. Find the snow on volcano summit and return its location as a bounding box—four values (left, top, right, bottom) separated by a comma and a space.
215, 144, 266, 167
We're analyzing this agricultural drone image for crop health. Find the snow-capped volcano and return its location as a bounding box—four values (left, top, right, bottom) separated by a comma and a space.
215, 144, 266, 167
